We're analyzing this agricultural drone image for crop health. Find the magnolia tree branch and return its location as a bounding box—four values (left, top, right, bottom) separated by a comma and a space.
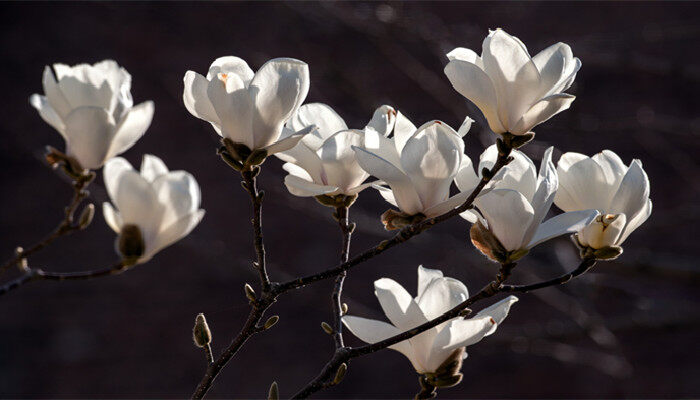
0, 260, 130, 297
242, 167, 271, 292
0, 173, 94, 276
331, 205, 354, 348
192, 146, 514, 399
292, 258, 597, 399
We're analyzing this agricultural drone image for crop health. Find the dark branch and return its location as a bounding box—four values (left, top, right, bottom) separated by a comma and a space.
500, 257, 597, 293
331, 205, 353, 348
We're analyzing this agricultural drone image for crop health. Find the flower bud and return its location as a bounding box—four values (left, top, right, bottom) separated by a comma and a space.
192, 313, 212, 348
381, 209, 426, 230
341, 303, 349, 315
332, 363, 347, 385
577, 213, 626, 249
118, 224, 144, 264
244, 283, 256, 302
78, 204, 95, 230
268, 381, 279, 400
423, 347, 465, 389
321, 322, 333, 335
264, 316, 279, 330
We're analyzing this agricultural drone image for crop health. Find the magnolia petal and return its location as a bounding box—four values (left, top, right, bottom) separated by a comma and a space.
474, 189, 535, 251
63, 106, 116, 170
511, 93, 575, 135
152, 171, 202, 228
365, 105, 397, 137
416, 277, 469, 320
372, 184, 398, 208
148, 209, 205, 261
456, 116, 474, 138
41, 65, 72, 118
264, 133, 305, 155
341, 316, 420, 371
284, 175, 337, 197
522, 147, 558, 245
527, 209, 599, 249
140, 154, 169, 182
206, 56, 254, 84
289, 103, 347, 142
183, 71, 220, 124
480, 145, 538, 201
250, 58, 309, 148
609, 160, 650, 224
275, 141, 325, 183
102, 202, 123, 233
104, 157, 135, 201
207, 72, 254, 146
393, 111, 417, 153
422, 190, 473, 218
459, 210, 479, 223
417, 266, 445, 298
618, 199, 652, 244
30, 94, 66, 136
592, 150, 627, 186
556, 155, 615, 211
400, 121, 462, 209
446, 47, 481, 64
107, 101, 154, 160
474, 295, 519, 336
354, 146, 423, 215
363, 128, 402, 167
282, 162, 313, 181
454, 157, 480, 193
374, 278, 427, 331
444, 59, 504, 133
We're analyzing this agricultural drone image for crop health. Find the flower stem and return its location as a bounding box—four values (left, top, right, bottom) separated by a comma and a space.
331, 205, 353, 348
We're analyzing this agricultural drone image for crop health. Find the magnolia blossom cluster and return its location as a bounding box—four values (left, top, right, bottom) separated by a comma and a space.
29, 28, 652, 386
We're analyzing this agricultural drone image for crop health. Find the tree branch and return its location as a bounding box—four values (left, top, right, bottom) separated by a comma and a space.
0, 260, 130, 297
241, 166, 271, 292
331, 205, 353, 348
0, 172, 94, 276
500, 258, 597, 293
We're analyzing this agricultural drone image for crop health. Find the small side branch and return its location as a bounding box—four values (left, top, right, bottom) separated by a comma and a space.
500, 258, 597, 293
0, 260, 130, 297
241, 167, 271, 292
0, 172, 94, 276
331, 205, 353, 348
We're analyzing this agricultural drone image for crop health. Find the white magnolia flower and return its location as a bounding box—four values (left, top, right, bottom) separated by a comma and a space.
554, 150, 652, 248
444, 29, 580, 135
354, 113, 477, 218
102, 155, 205, 262
183, 56, 310, 156
461, 146, 598, 257
274, 103, 396, 197
342, 266, 518, 374
30, 60, 154, 170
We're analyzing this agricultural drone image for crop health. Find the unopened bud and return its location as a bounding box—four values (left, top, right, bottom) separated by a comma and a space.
244, 283, 256, 302
264, 316, 279, 330
118, 224, 144, 264
381, 209, 426, 230
78, 204, 95, 229
332, 363, 347, 385
321, 322, 333, 335
268, 381, 279, 400
593, 245, 623, 260
192, 313, 212, 348
341, 303, 349, 314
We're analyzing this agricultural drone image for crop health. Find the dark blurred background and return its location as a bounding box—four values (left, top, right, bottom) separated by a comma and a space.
1, 1, 698, 398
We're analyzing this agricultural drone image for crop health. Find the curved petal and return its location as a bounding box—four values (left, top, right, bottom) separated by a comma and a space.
609, 160, 650, 223
289, 103, 347, 143
354, 146, 424, 215
284, 174, 337, 197
206, 56, 254, 84
363, 128, 402, 167
102, 202, 123, 233
341, 316, 421, 371
556, 155, 616, 211
618, 199, 652, 244
456, 116, 474, 138
480, 146, 537, 201
207, 72, 254, 146
113, 170, 164, 247
250, 58, 310, 148
140, 154, 169, 182
374, 278, 427, 331
454, 157, 480, 193
532, 42, 580, 96
400, 121, 462, 209
372, 184, 398, 208
511, 93, 575, 135
474, 295, 519, 336
474, 189, 534, 251
417, 266, 445, 298
416, 277, 469, 320
447, 47, 481, 65
422, 190, 473, 218
481, 29, 542, 131
393, 111, 417, 153
152, 171, 202, 228
444, 59, 504, 133
319, 129, 367, 190
365, 105, 397, 137
41, 65, 71, 118
63, 106, 116, 170
107, 101, 154, 160
147, 209, 205, 261
57, 73, 114, 111
527, 209, 599, 248
264, 132, 305, 155
104, 157, 135, 201
522, 147, 558, 245
30, 94, 66, 136
183, 71, 220, 125
592, 150, 627, 187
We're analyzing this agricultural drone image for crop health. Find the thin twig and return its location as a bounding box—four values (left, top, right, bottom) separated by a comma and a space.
242, 167, 271, 292
0, 260, 130, 297
500, 258, 597, 293
331, 205, 353, 348
0, 173, 94, 276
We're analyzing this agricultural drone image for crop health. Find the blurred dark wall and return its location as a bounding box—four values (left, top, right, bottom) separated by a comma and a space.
0, 1, 698, 398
